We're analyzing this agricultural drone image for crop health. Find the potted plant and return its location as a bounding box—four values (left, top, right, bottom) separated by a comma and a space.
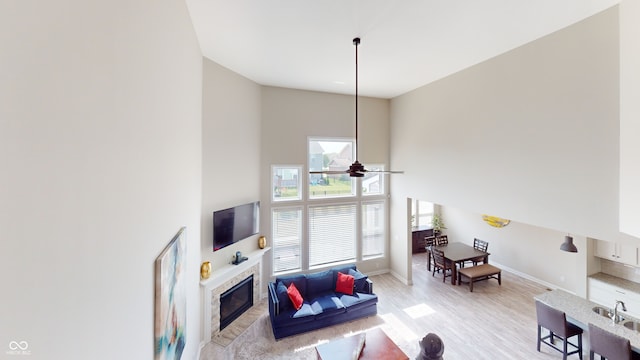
431, 214, 446, 236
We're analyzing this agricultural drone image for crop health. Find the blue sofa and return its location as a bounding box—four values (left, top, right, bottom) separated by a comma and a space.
268, 264, 378, 340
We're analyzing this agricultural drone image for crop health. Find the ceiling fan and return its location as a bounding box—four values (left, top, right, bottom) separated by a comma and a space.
310, 37, 404, 178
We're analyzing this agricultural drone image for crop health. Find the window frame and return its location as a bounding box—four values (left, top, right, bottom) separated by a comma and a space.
270, 137, 390, 275
271, 165, 303, 202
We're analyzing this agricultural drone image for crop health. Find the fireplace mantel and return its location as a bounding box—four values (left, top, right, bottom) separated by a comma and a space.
200, 247, 270, 344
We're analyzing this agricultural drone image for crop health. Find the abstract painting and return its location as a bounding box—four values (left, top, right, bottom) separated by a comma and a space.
155, 227, 187, 360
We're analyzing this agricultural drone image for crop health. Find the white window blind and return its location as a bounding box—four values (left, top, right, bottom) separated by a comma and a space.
272, 207, 302, 273
308, 204, 356, 267
362, 201, 385, 258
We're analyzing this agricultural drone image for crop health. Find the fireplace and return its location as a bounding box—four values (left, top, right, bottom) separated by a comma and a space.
219, 274, 254, 331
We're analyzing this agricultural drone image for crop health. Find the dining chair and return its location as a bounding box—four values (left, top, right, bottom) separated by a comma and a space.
535, 300, 583, 360
588, 323, 632, 360
463, 238, 489, 267
431, 248, 453, 282
424, 236, 436, 271
435, 235, 448, 246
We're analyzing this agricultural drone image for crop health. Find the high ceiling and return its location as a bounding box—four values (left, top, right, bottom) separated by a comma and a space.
186, 0, 619, 99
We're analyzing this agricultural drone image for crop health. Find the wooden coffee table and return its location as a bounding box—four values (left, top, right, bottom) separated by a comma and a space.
315, 327, 409, 360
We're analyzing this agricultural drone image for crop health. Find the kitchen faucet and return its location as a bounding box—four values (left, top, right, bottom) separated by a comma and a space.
613, 300, 627, 324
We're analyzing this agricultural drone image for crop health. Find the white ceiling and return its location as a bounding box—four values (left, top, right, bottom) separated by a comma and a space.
186, 0, 620, 99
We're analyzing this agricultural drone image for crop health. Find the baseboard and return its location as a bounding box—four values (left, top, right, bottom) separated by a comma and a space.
388, 269, 411, 285
490, 261, 574, 294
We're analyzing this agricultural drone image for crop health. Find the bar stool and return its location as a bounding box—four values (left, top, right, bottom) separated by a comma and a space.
536, 300, 583, 359
588, 323, 632, 360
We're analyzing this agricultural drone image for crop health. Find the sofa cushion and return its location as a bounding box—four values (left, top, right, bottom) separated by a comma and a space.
276, 274, 307, 297
348, 268, 369, 293
275, 281, 291, 312
331, 264, 357, 285
287, 282, 304, 310
311, 294, 346, 319
335, 272, 355, 295
291, 303, 317, 319
306, 270, 334, 298
338, 292, 378, 311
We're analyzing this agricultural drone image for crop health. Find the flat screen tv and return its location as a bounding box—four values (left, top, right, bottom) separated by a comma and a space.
213, 201, 260, 252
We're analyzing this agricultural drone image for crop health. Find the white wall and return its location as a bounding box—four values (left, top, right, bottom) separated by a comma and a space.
620, 0, 640, 238
0, 1, 203, 359
201, 59, 262, 272
390, 7, 634, 284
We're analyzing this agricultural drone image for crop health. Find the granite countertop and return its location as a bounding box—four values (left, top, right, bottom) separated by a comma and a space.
589, 272, 640, 293
534, 289, 640, 351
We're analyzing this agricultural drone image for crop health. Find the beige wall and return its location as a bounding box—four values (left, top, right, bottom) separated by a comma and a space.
260, 87, 390, 275
0, 1, 203, 359
390, 7, 636, 285
443, 206, 587, 296
620, 1, 640, 237
201, 58, 262, 272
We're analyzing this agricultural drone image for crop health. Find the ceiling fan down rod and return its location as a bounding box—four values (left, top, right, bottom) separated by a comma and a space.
353, 37, 360, 162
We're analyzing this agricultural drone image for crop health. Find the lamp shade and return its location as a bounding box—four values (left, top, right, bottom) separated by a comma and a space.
560, 235, 578, 253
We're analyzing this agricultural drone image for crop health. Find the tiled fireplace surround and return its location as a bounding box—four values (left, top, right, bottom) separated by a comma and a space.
200, 248, 269, 344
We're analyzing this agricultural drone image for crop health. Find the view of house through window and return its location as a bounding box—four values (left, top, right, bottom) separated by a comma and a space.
308, 139, 355, 198
272, 166, 302, 202
270, 137, 388, 275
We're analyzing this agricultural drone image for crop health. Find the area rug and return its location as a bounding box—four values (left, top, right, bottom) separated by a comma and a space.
200, 312, 420, 360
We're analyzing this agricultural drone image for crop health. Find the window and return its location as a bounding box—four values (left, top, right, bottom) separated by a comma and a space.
362, 165, 384, 196
362, 201, 385, 258
308, 138, 355, 199
272, 166, 302, 202
272, 207, 302, 273
271, 137, 389, 275
308, 204, 356, 267
413, 200, 434, 228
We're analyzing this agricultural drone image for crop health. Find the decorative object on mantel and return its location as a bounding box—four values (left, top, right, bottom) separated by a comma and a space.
560, 234, 578, 253
232, 251, 248, 265
258, 235, 266, 249
482, 215, 510, 228
154, 227, 187, 360
431, 214, 446, 236
200, 261, 212, 280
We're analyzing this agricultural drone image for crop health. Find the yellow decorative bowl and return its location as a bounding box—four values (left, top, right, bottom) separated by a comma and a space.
200, 261, 211, 280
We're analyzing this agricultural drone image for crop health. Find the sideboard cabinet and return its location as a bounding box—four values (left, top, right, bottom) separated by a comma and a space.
412, 227, 435, 254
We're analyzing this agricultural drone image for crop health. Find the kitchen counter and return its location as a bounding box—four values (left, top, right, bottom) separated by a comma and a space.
590, 272, 640, 293
535, 289, 640, 351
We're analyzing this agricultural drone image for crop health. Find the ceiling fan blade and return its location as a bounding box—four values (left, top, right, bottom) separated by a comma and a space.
362, 170, 405, 174
309, 170, 349, 175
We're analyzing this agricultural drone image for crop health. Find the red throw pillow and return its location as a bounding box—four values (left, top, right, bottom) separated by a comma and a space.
287, 282, 304, 310
335, 272, 355, 295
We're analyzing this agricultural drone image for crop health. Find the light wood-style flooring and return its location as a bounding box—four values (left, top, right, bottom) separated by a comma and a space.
202, 252, 588, 359
367, 252, 584, 359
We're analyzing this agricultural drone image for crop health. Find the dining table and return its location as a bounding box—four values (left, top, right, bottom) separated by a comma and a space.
428, 242, 490, 285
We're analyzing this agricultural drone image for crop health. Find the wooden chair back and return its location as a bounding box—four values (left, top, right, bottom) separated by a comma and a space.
474, 238, 488, 252
431, 248, 453, 282
436, 235, 448, 246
